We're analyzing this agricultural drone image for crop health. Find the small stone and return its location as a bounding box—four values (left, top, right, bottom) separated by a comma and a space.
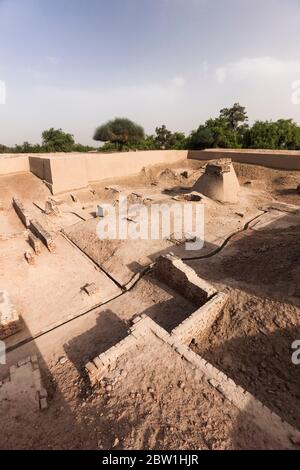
25, 251, 35, 265
96, 205, 104, 217
45, 199, 60, 216
290, 435, 300, 446
59, 356, 68, 365
39, 387, 48, 399
40, 397, 48, 410
83, 283, 98, 296
105, 384, 113, 393
112, 437, 119, 448
178, 380, 185, 389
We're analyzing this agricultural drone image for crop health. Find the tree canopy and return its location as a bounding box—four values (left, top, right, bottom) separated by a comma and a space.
219, 103, 248, 131
2, 104, 300, 154
42, 128, 75, 152
244, 119, 300, 150
93, 118, 145, 151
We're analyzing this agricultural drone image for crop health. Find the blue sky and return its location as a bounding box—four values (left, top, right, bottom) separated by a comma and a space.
1, 0, 300, 145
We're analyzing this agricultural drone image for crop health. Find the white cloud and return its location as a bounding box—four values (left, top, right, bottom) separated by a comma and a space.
215, 66, 227, 83
215, 57, 300, 83
47, 56, 59, 65
171, 76, 186, 88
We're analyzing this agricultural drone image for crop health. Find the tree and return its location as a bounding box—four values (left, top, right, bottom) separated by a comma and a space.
154, 125, 187, 150
0, 144, 8, 153
244, 119, 300, 150
188, 118, 241, 150
42, 128, 75, 152
93, 118, 145, 151
219, 103, 248, 131
154, 125, 172, 149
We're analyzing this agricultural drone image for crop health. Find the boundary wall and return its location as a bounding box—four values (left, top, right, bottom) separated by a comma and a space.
1, 148, 300, 194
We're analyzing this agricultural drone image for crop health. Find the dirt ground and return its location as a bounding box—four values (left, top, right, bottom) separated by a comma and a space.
0, 330, 286, 450
0, 159, 300, 449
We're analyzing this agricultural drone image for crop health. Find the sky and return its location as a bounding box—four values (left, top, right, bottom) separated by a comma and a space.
1, 0, 300, 146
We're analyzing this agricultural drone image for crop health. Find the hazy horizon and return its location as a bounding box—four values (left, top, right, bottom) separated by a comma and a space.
1, 0, 300, 146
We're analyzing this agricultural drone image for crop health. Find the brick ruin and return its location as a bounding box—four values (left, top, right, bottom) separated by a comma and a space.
193, 158, 240, 203
0, 356, 48, 411
0, 290, 21, 340
85, 254, 300, 449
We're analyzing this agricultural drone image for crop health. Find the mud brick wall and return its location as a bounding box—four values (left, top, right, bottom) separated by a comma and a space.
153, 253, 217, 306
86, 320, 148, 386
0, 290, 21, 340
85, 314, 300, 449
30, 219, 56, 253
0, 356, 48, 410
171, 292, 228, 343
173, 340, 300, 450
28, 233, 42, 254
12, 197, 31, 228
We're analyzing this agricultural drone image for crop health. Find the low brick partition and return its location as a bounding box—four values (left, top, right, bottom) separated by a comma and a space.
86, 314, 300, 449
0, 356, 48, 411
28, 233, 42, 254
171, 333, 300, 449
153, 253, 217, 306
30, 219, 56, 253
85, 253, 300, 447
12, 197, 31, 228
0, 290, 21, 340
86, 256, 224, 383
171, 291, 228, 343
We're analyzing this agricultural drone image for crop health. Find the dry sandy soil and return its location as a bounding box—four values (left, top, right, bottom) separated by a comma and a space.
0, 159, 299, 449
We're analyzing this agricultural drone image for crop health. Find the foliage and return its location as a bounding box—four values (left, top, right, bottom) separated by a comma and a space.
94, 117, 145, 151
187, 117, 241, 150
154, 125, 187, 150
244, 119, 300, 150
219, 103, 248, 130
3, 105, 300, 154
42, 128, 75, 152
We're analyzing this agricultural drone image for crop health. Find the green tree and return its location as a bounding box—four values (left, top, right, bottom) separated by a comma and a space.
154, 125, 187, 150
188, 118, 241, 150
275, 119, 300, 149
154, 125, 172, 149
219, 103, 248, 130
244, 119, 300, 150
42, 128, 75, 152
94, 118, 144, 151
0, 144, 8, 153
